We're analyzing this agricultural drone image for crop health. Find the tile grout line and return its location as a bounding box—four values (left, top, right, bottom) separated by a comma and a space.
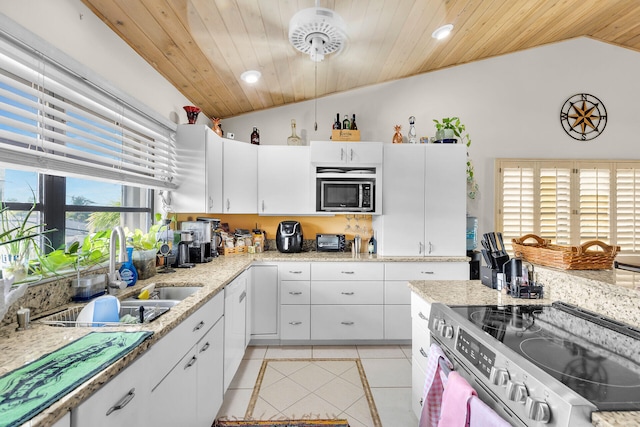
354, 358, 383, 427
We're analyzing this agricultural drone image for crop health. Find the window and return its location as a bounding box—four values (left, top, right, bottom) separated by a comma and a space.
496, 159, 640, 255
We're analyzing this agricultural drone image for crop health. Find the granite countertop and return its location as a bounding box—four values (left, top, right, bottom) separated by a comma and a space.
407, 277, 640, 427
0, 251, 465, 426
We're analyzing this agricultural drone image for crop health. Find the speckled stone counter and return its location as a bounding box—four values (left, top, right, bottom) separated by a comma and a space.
0, 251, 464, 426
408, 272, 640, 427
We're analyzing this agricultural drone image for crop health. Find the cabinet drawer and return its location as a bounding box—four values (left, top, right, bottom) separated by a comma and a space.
311, 262, 384, 281
384, 280, 411, 304
280, 305, 311, 340
147, 291, 224, 388
311, 281, 383, 305
412, 317, 432, 374
281, 281, 311, 304
385, 262, 468, 280
411, 291, 432, 333
278, 262, 311, 280
311, 305, 383, 340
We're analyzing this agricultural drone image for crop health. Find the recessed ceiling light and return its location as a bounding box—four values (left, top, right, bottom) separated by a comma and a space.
240, 70, 261, 84
432, 24, 454, 40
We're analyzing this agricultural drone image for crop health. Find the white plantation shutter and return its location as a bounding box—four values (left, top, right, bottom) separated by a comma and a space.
497, 159, 640, 255
616, 166, 640, 252
0, 18, 177, 189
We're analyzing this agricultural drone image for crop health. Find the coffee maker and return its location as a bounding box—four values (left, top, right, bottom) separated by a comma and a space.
181, 221, 212, 263
173, 230, 195, 268
197, 217, 221, 257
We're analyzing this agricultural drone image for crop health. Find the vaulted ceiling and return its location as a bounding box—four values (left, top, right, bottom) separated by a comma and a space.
81, 0, 640, 120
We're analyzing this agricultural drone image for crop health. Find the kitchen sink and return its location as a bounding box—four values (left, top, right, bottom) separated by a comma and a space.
40, 299, 180, 327
126, 286, 202, 301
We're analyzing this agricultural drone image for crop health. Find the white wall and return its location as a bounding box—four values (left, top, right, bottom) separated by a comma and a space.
0, 0, 207, 127
221, 38, 640, 237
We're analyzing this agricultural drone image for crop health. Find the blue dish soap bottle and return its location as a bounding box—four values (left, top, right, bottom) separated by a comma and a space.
119, 247, 138, 287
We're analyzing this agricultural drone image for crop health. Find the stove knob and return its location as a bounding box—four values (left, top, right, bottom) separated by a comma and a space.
442, 325, 454, 339
436, 318, 446, 333
506, 381, 528, 404
489, 367, 509, 386
525, 397, 551, 423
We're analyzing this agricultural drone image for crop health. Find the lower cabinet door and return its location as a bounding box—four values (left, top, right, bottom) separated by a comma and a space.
196, 318, 224, 427
310, 305, 383, 340
280, 305, 310, 340
148, 347, 198, 427
71, 356, 151, 427
384, 304, 411, 340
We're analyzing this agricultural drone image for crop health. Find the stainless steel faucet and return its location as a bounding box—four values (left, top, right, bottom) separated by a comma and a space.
108, 226, 127, 290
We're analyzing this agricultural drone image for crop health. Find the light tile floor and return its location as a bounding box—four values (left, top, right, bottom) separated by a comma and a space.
216, 345, 418, 427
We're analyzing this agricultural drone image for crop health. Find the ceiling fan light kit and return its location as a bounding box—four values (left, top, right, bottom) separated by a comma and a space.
432, 24, 454, 40
240, 70, 261, 84
289, 6, 347, 62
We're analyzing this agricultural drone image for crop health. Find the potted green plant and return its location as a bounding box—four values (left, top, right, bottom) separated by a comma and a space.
126, 215, 167, 279
0, 201, 54, 282
433, 117, 478, 199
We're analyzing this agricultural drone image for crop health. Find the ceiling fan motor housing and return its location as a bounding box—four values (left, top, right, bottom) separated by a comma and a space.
289, 7, 347, 62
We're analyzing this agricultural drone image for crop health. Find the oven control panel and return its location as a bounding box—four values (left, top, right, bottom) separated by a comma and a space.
456, 329, 496, 379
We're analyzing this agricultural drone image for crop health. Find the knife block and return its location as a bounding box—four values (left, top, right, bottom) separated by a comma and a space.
480, 265, 498, 289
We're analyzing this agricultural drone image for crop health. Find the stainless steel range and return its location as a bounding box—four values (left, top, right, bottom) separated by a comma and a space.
429, 302, 640, 427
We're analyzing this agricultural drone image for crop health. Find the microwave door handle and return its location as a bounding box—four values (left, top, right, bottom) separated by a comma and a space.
359, 184, 364, 208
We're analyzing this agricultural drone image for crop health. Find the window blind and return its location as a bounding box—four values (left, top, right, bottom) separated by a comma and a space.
0, 23, 177, 189
497, 159, 640, 255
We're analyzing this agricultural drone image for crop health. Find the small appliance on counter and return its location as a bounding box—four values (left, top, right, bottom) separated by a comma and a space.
276, 221, 303, 253
181, 221, 212, 263
316, 234, 346, 252
173, 230, 195, 268
480, 231, 509, 288
196, 217, 222, 257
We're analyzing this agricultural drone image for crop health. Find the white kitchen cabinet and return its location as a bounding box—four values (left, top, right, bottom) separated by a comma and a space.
250, 264, 278, 339
311, 305, 384, 340
224, 271, 248, 391
310, 141, 383, 165
52, 412, 70, 427
258, 146, 312, 214
278, 263, 311, 341
196, 319, 224, 427
71, 351, 152, 427
373, 144, 466, 256
223, 138, 257, 213
384, 262, 467, 340
173, 124, 223, 213
411, 291, 433, 419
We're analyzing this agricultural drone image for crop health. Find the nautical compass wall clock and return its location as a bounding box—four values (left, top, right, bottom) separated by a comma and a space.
560, 93, 607, 141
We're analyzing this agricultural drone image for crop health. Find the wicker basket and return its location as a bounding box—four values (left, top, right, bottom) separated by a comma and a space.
511, 234, 619, 270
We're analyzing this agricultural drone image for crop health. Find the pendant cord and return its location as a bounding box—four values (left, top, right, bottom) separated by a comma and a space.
314, 60, 318, 131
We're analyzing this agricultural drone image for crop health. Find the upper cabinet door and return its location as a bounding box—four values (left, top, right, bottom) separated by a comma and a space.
258, 146, 312, 215
310, 141, 382, 165
222, 139, 257, 213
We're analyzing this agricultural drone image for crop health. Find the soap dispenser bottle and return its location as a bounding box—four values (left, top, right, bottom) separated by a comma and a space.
119, 247, 138, 287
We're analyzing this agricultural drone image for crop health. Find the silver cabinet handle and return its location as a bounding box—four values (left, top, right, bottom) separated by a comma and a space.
200, 342, 210, 353
341, 148, 345, 161
350, 148, 354, 161
106, 388, 135, 416
289, 291, 302, 295
421, 271, 434, 275
208, 196, 213, 210
428, 241, 433, 254
289, 321, 302, 325
341, 271, 355, 275
193, 321, 204, 332
184, 355, 197, 369
419, 347, 428, 358
262, 200, 265, 212
289, 270, 303, 274
418, 242, 424, 254
418, 311, 428, 321
341, 291, 354, 295
341, 321, 354, 325
239, 290, 246, 303
226, 198, 230, 211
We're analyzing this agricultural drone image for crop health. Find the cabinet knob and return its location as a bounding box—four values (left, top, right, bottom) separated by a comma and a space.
106, 388, 135, 416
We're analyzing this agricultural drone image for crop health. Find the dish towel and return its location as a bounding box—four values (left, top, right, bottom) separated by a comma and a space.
419, 344, 453, 427
437, 371, 477, 427
468, 396, 512, 427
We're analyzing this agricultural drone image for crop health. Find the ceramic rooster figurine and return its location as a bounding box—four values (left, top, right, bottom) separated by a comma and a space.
212, 118, 223, 137
392, 125, 403, 144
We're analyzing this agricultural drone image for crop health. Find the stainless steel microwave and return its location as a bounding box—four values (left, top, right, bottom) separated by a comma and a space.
316, 170, 375, 212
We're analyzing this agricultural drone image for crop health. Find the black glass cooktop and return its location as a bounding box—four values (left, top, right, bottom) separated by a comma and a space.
449, 302, 640, 411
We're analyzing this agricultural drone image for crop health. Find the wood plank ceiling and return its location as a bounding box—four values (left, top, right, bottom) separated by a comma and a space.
81, 0, 640, 120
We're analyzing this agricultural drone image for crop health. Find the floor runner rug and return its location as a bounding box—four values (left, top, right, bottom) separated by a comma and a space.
0, 331, 152, 427
214, 421, 349, 427
217, 358, 381, 427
